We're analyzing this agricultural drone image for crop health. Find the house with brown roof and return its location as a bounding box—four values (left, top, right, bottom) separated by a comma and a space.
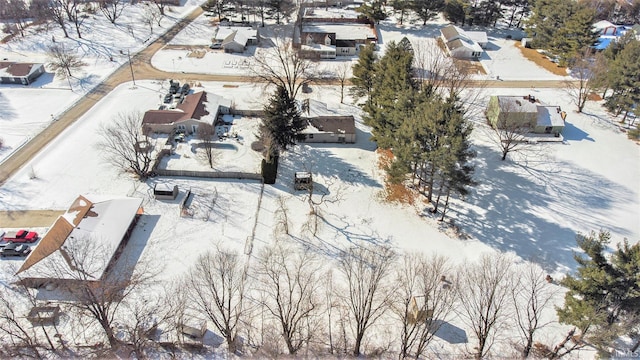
142, 91, 232, 134
299, 99, 356, 143
0, 61, 46, 85
16, 195, 144, 289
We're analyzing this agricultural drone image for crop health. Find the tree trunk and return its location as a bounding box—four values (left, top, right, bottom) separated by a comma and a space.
501, 149, 508, 161
439, 188, 451, 221
353, 330, 364, 356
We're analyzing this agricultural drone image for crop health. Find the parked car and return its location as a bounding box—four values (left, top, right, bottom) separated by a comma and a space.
163, 93, 173, 104
11, 231, 38, 243
2, 229, 29, 242
24, 231, 39, 242
0, 243, 31, 257
180, 83, 190, 96
209, 43, 222, 49
169, 79, 180, 94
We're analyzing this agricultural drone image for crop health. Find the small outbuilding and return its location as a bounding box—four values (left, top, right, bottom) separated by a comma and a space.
294, 172, 313, 190
154, 183, 179, 200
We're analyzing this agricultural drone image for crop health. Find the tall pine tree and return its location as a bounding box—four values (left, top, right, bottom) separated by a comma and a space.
604, 39, 640, 122
364, 40, 417, 149
262, 85, 305, 150
557, 230, 640, 355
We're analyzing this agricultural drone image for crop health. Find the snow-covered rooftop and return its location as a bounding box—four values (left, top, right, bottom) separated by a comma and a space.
18, 195, 143, 281
537, 106, 565, 128
215, 26, 257, 43
302, 23, 375, 40
303, 7, 360, 19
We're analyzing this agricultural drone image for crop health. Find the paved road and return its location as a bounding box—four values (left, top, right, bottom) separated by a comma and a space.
0, 6, 575, 188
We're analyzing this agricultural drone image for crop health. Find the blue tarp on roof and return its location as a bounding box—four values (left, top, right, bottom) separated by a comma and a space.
594, 37, 613, 50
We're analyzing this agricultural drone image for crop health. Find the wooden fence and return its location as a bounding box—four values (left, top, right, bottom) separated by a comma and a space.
155, 168, 262, 180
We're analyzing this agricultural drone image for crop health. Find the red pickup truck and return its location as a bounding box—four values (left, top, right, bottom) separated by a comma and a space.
1, 229, 39, 243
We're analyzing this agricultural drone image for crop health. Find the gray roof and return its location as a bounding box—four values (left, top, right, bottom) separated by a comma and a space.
498, 96, 538, 113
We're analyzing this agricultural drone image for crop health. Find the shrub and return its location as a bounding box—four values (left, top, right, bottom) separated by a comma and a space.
261, 156, 278, 184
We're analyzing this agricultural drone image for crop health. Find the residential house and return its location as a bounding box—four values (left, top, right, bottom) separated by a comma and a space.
214, 26, 259, 53
298, 7, 377, 59
299, 99, 356, 143
486, 95, 566, 137
16, 195, 144, 289
440, 25, 486, 59
142, 91, 231, 134
0, 61, 46, 85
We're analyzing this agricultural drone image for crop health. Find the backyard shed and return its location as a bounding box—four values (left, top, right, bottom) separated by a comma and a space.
294, 172, 313, 190
154, 183, 179, 200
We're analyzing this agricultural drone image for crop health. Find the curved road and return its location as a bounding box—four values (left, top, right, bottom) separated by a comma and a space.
0, 6, 574, 187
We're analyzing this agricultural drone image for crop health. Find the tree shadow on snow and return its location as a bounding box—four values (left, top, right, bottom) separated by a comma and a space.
449, 143, 635, 273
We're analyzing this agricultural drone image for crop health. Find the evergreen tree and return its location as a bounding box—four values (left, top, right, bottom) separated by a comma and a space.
430, 97, 476, 220
350, 43, 377, 106
557, 230, 640, 355
443, 0, 469, 25
266, 0, 294, 24
392, 0, 410, 24
357, 0, 387, 23
604, 39, 640, 122
262, 86, 305, 150
411, 0, 445, 25
364, 41, 417, 149
527, 0, 598, 66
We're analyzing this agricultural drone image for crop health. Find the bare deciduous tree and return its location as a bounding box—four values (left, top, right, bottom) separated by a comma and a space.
456, 253, 513, 359
328, 61, 351, 104
184, 248, 246, 353
255, 240, 323, 355
47, 0, 70, 37
511, 261, 558, 358
142, 4, 161, 34
0, 287, 43, 358
97, 112, 154, 180
34, 238, 154, 349
47, 44, 86, 79
197, 123, 218, 168
565, 48, 599, 113
394, 253, 455, 359
251, 36, 317, 99
337, 243, 396, 356
118, 292, 168, 359
486, 98, 537, 161
98, 0, 127, 24
150, 0, 169, 16
3, 0, 30, 37
274, 195, 291, 236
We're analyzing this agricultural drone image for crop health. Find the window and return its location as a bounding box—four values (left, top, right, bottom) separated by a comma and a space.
308, 134, 314, 139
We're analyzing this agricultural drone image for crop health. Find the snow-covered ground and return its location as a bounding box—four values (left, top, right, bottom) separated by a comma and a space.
1, 5, 638, 357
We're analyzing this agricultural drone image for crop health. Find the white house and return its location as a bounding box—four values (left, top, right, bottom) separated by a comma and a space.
215, 26, 259, 53
440, 25, 486, 59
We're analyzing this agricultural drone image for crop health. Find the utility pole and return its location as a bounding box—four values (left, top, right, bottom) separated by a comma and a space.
127, 49, 136, 86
